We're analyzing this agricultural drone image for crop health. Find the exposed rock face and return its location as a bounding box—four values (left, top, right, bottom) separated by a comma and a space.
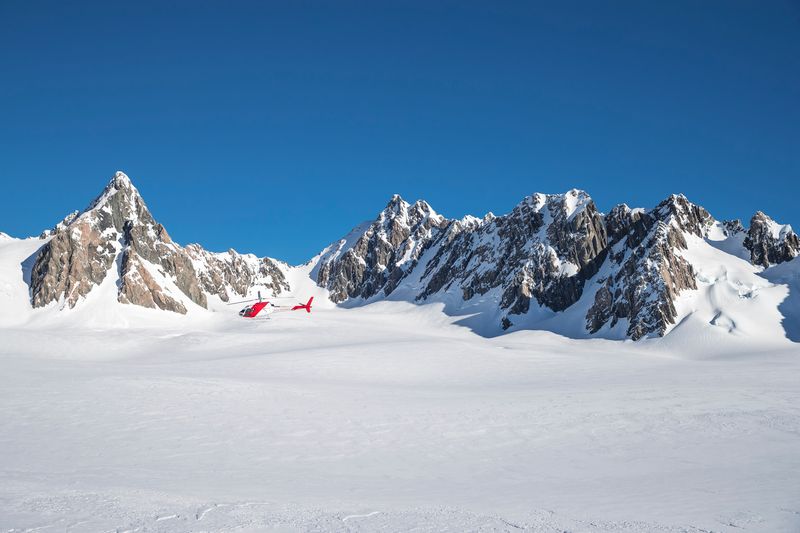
316, 189, 609, 328
314, 195, 448, 302
584, 196, 707, 340
31, 211, 120, 309
744, 211, 800, 268
315, 191, 730, 339
31, 174, 147, 309
721, 219, 745, 237
185, 245, 290, 303
118, 252, 188, 314
30, 172, 289, 313
419, 190, 608, 325
27, 171, 799, 340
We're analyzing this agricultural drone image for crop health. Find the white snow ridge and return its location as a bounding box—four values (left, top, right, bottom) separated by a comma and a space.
1, 172, 799, 532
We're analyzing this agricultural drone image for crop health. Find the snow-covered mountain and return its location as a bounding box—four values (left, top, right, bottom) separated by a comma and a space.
312, 194, 449, 303
28, 172, 289, 315
2, 171, 799, 342
744, 211, 800, 267
311, 189, 800, 342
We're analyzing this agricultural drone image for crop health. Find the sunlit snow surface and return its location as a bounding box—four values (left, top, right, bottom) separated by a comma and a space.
1, 240, 799, 532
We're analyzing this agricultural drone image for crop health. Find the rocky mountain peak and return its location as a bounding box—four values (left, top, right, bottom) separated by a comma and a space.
91, 170, 140, 203
744, 211, 799, 267
749, 211, 794, 239
377, 195, 442, 227
20, 172, 799, 342
412, 199, 436, 215
651, 193, 715, 237
71, 170, 159, 243
559, 188, 593, 219
605, 204, 645, 243
583, 193, 715, 340
112, 170, 132, 185
515, 189, 594, 226
90, 170, 136, 201
412, 189, 608, 327
30, 171, 192, 311
384, 193, 407, 212
314, 194, 451, 302
28, 172, 288, 313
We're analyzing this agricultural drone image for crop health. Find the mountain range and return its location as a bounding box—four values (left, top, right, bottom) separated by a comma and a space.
3, 171, 799, 342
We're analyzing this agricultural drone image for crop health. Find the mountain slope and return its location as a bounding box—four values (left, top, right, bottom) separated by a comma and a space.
311, 191, 798, 343
29, 172, 290, 314
313, 195, 448, 302
3, 170, 798, 343
582, 195, 712, 339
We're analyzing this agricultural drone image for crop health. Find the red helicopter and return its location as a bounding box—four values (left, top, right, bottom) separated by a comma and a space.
229, 291, 313, 319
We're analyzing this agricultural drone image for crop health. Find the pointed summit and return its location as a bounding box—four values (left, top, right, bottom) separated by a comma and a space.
314, 194, 450, 302
413, 199, 432, 211
97, 170, 137, 198
555, 189, 594, 221
113, 170, 131, 183
107, 170, 139, 196
384, 194, 408, 212
30, 171, 190, 311
78, 171, 150, 229
652, 193, 714, 237
29, 172, 172, 310
28, 170, 290, 313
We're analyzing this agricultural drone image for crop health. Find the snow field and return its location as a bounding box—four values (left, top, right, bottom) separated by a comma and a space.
1, 228, 800, 531
1, 304, 799, 532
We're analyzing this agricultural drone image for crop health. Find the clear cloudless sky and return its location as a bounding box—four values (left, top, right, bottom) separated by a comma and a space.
1, 1, 798, 263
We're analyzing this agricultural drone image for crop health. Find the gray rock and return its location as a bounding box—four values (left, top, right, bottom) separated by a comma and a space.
417, 190, 608, 328
721, 219, 745, 236
584, 195, 704, 339
743, 211, 800, 267
318, 189, 609, 330
30, 172, 291, 312
31, 172, 796, 341
118, 250, 188, 314
315, 195, 448, 302
30, 215, 119, 308
184, 245, 290, 302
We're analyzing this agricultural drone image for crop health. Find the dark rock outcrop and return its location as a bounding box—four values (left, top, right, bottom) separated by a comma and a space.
743, 211, 800, 268
314, 195, 448, 302
584, 195, 706, 339
420, 190, 608, 326
185, 245, 290, 303
317, 189, 609, 330
317, 191, 710, 340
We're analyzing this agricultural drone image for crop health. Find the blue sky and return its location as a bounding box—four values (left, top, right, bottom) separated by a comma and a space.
1, 1, 798, 264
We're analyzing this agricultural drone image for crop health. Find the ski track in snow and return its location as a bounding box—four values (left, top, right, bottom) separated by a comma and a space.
341, 510, 381, 522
